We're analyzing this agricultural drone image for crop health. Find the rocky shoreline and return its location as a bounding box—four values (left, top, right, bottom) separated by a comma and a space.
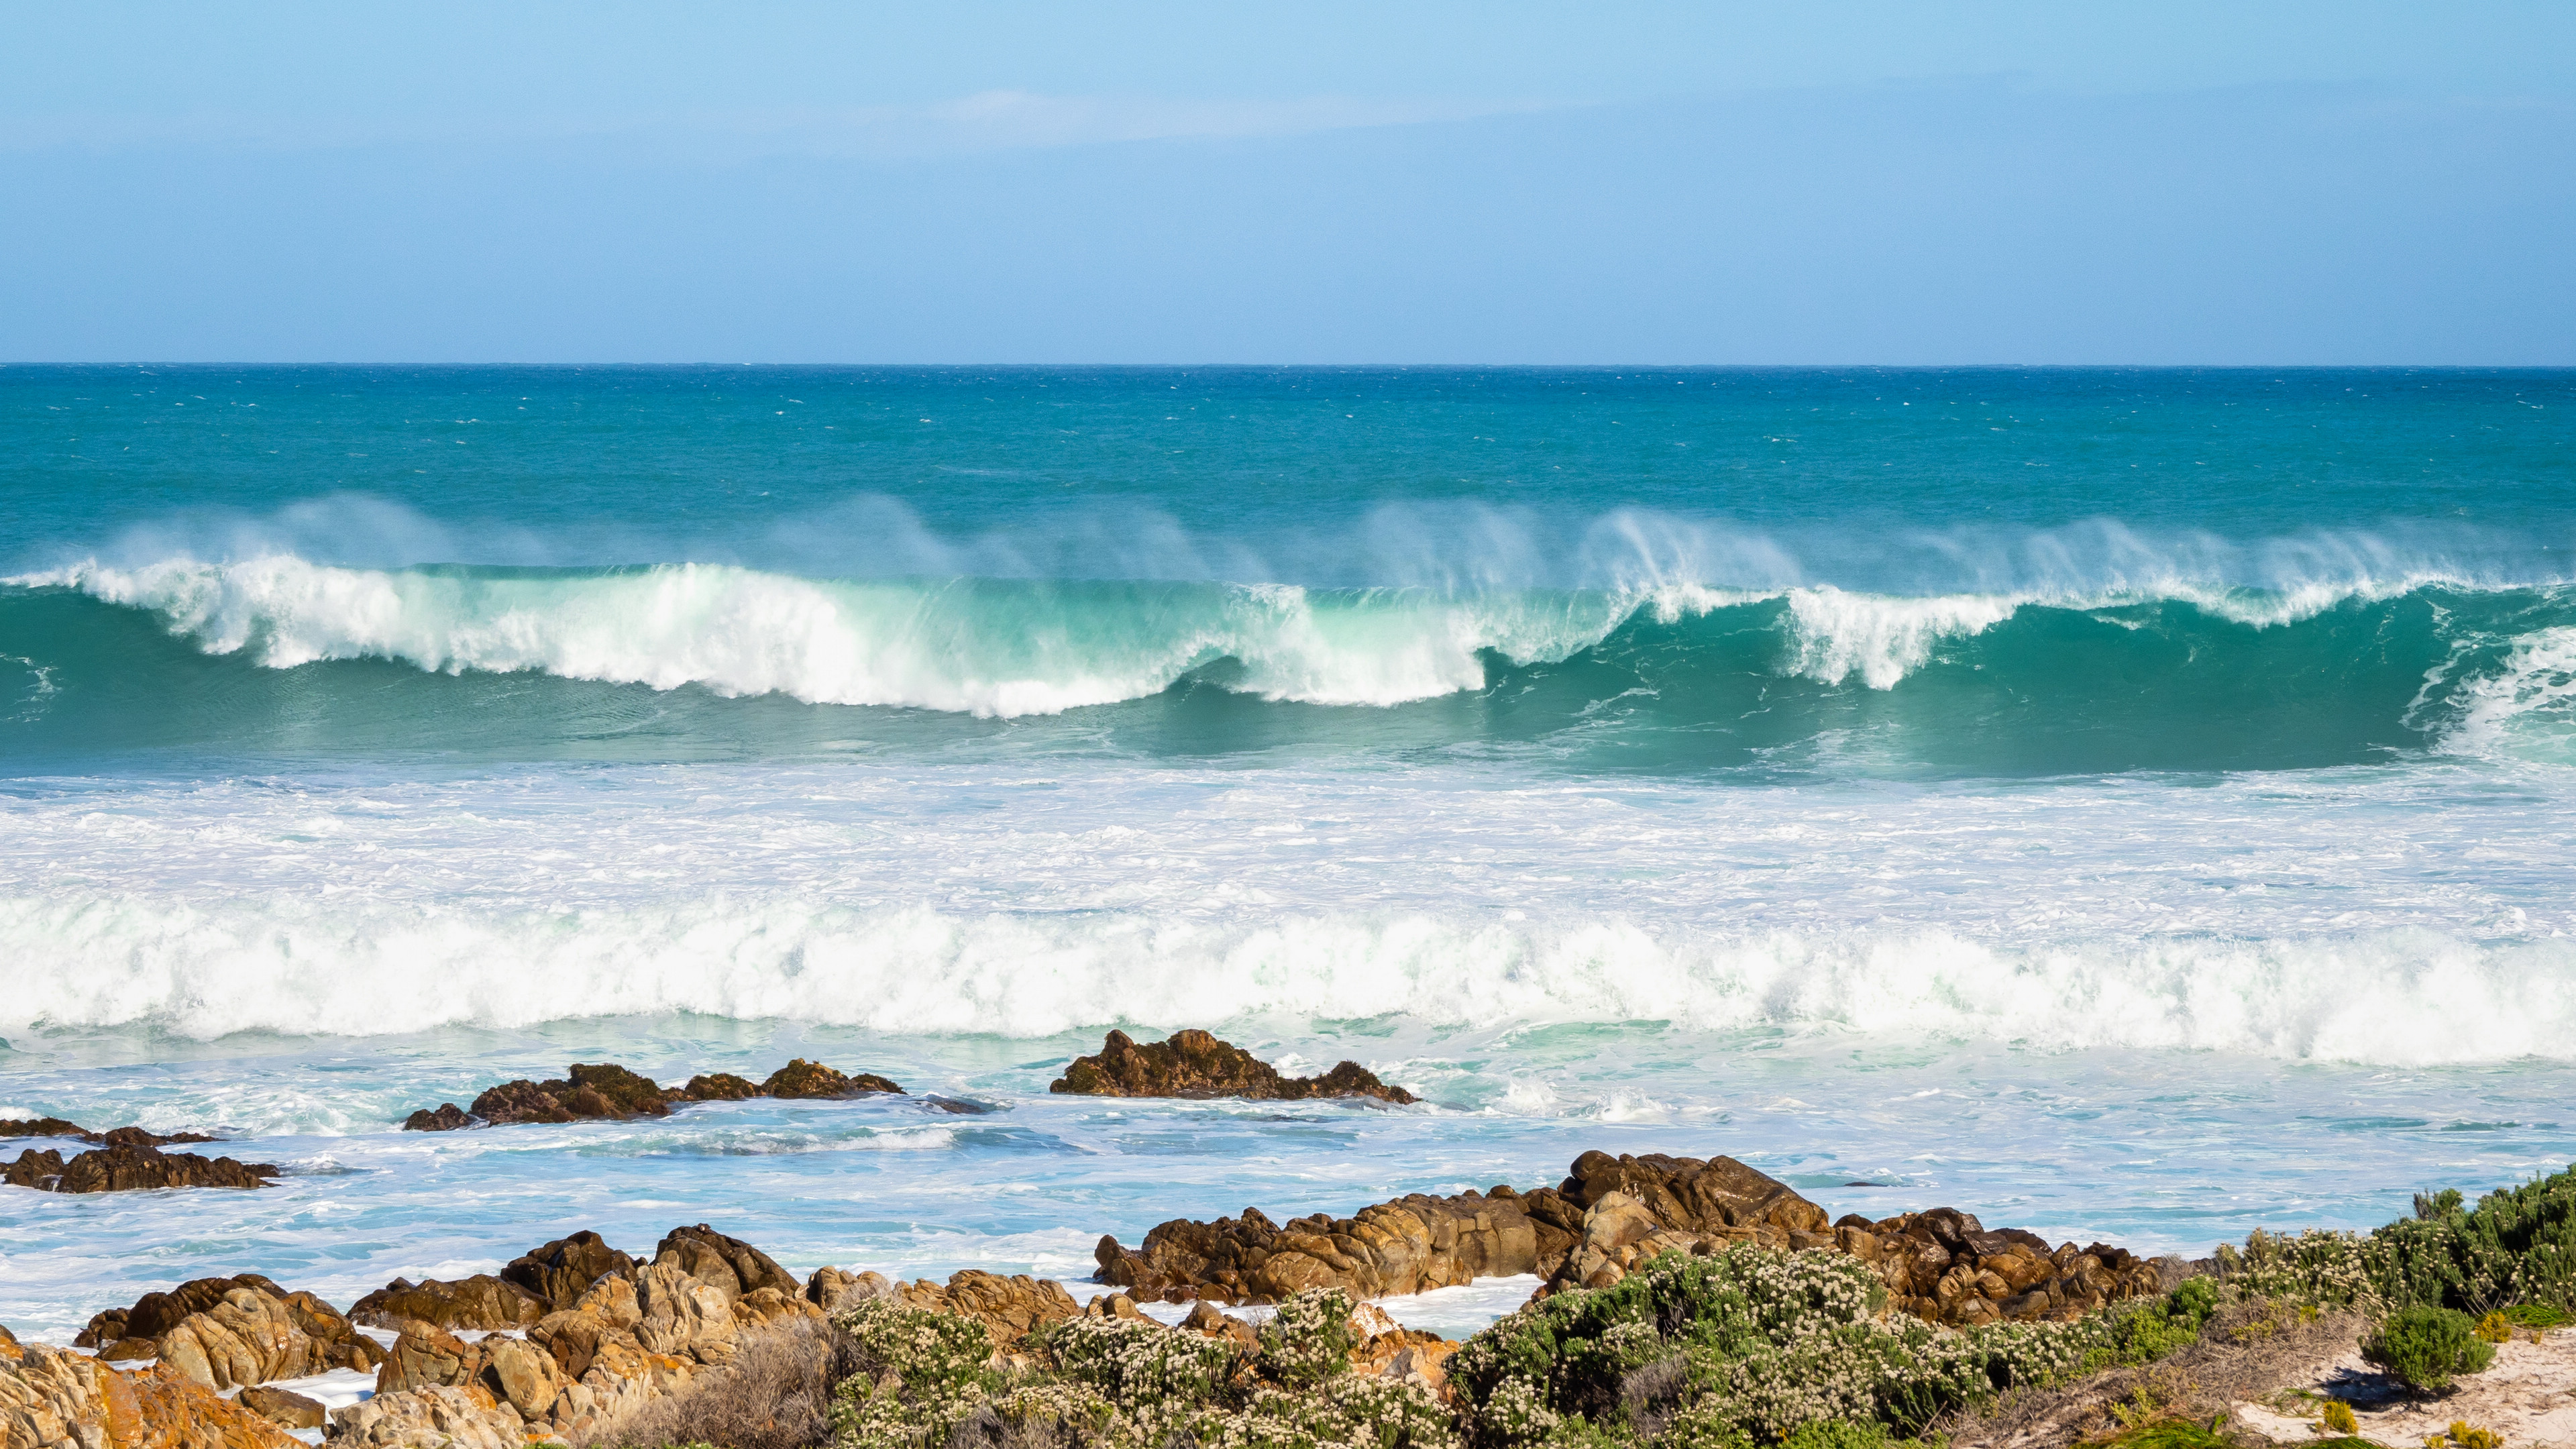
402, 1059, 906, 1132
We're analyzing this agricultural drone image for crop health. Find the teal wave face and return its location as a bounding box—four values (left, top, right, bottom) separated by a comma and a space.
5, 567, 2569, 776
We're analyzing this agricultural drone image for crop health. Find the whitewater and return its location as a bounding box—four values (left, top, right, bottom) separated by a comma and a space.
3, 364, 2574, 1343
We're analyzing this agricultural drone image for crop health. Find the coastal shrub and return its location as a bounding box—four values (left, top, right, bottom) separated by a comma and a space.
1041, 1314, 1236, 1411
2361, 1306, 2494, 1392
582, 1318, 840, 1449
1450, 1245, 2196, 1448
830, 1299, 1000, 1449
2210, 1230, 2381, 1312
2320, 1399, 2359, 1435
2369, 1163, 2576, 1316
1258, 1288, 1360, 1388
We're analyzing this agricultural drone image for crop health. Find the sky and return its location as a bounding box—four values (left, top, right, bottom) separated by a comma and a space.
3, 2, 2573, 364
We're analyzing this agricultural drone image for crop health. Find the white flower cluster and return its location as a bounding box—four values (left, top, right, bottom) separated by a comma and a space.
2216, 1229, 2385, 1312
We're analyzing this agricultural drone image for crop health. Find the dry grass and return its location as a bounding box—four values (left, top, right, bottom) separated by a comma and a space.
1945, 1299, 2369, 1449
577, 1318, 859, 1449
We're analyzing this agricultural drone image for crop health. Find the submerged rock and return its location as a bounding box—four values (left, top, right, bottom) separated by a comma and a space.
400, 1103, 470, 1132
1049, 1028, 1417, 1104
400, 1058, 905, 1130
0, 1117, 219, 1147
1, 1142, 276, 1193
0, 1118, 91, 1140
759, 1058, 902, 1099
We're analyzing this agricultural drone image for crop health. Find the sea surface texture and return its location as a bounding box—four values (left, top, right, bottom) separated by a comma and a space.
3, 366, 2573, 1340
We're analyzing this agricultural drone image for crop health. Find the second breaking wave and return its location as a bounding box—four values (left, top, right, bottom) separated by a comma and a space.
4, 556, 2573, 773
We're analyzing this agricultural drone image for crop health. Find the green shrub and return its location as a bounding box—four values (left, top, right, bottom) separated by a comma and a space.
2371, 1164, 2576, 1316
2361, 1305, 2496, 1391
2091, 1419, 2235, 1449
2211, 1230, 2381, 1311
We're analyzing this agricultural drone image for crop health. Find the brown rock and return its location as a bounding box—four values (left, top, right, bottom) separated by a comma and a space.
235, 1385, 323, 1430
502, 1230, 637, 1311
376, 1324, 488, 1396
1097, 1187, 1542, 1304
1049, 1028, 1417, 1104
3, 1144, 276, 1193
400, 1104, 470, 1132
468, 1062, 675, 1126
804, 1267, 893, 1311
141, 1285, 384, 1391
347, 1274, 547, 1332
676, 1073, 760, 1101
651, 1224, 800, 1302
759, 1059, 902, 1099
0, 1118, 88, 1140
328, 1383, 525, 1449
890, 1271, 1079, 1344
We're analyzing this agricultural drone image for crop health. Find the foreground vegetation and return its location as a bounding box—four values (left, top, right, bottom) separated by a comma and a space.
608, 1162, 2576, 1449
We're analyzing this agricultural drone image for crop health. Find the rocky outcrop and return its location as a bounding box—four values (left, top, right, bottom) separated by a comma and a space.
1097, 1187, 1544, 1303
74, 1277, 382, 1388
1049, 1029, 1418, 1104
651, 1224, 802, 1301
888, 1271, 1079, 1344
347, 1275, 548, 1333
679, 1072, 759, 1101
0, 1119, 217, 1146
1, 1336, 299, 1449
1827, 1207, 2166, 1326
759, 1059, 901, 1099
469, 1062, 674, 1126
397, 1104, 468, 1132
502, 1230, 637, 1311
3, 1144, 275, 1193
401, 1059, 906, 1130
1094, 1147, 2167, 1326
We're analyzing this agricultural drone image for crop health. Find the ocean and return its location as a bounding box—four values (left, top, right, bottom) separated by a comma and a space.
3, 364, 2572, 1343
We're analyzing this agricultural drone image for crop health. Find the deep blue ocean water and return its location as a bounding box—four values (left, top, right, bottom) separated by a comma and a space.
3, 366, 2573, 1340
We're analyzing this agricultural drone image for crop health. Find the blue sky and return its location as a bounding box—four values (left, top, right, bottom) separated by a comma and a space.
4, 2, 2572, 363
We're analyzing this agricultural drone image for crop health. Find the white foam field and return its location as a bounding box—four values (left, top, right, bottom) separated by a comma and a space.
5, 896, 2574, 1066
13, 551, 2548, 712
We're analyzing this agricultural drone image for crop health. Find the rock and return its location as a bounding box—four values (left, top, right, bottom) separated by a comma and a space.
2, 1144, 276, 1193
328, 1383, 527, 1449
1096, 1187, 1544, 1303
398, 1104, 469, 1132
103, 1282, 383, 1390
376, 1324, 488, 1397
0, 1119, 217, 1147
347, 1275, 548, 1332
1049, 1029, 1417, 1104
675, 1073, 759, 1101
890, 1271, 1079, 1344
502, 1230, 638, 1311
235, 1385, 323, 1430
759, 1059, 902, 1099
804, 1267, 894, 1311
0, 1342, 300, 1449
651, 1224, 800, 1303
469, 1062, 674, 1126
0, 1118, 89, 1140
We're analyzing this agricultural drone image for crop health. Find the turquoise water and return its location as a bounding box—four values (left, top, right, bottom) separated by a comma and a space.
3, 366, 2573, 1340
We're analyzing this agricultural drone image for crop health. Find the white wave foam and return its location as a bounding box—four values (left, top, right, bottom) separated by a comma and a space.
5, 896, 2570, 1066
19, 557, 1646, 716
1780, 586, 2019, 690
2438, 625, 2576, 764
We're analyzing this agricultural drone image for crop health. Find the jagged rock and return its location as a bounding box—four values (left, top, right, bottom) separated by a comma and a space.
804, 1267, 894, 1311
468, 1062, 674, 1126
759, 1059, 902, 1099
1049, 1028, 1417, 1104
503, 1230, 637, 1311
889, 1271, 1079, 1344
1097, 1186, 1544, 1303
0, 1119, 217, 1147
0, 1339, 299, 1449
328, 1383, 527, 1449
3, 1144, 276, 1193
651, 1224, 800, 1302
676, 1073, 759, 1101
78, 1279, 382, 1389
399, 1104, 469, 1132
235, 1385, 323, 1430
376, 1324, 488, 1397
347, 1274, 547, 1332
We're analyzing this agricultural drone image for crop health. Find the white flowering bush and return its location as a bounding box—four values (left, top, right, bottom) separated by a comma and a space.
2211, 1229, 2383, 1313
1260, 1288, 1361, 1388
830, 1299, 1001, 1449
